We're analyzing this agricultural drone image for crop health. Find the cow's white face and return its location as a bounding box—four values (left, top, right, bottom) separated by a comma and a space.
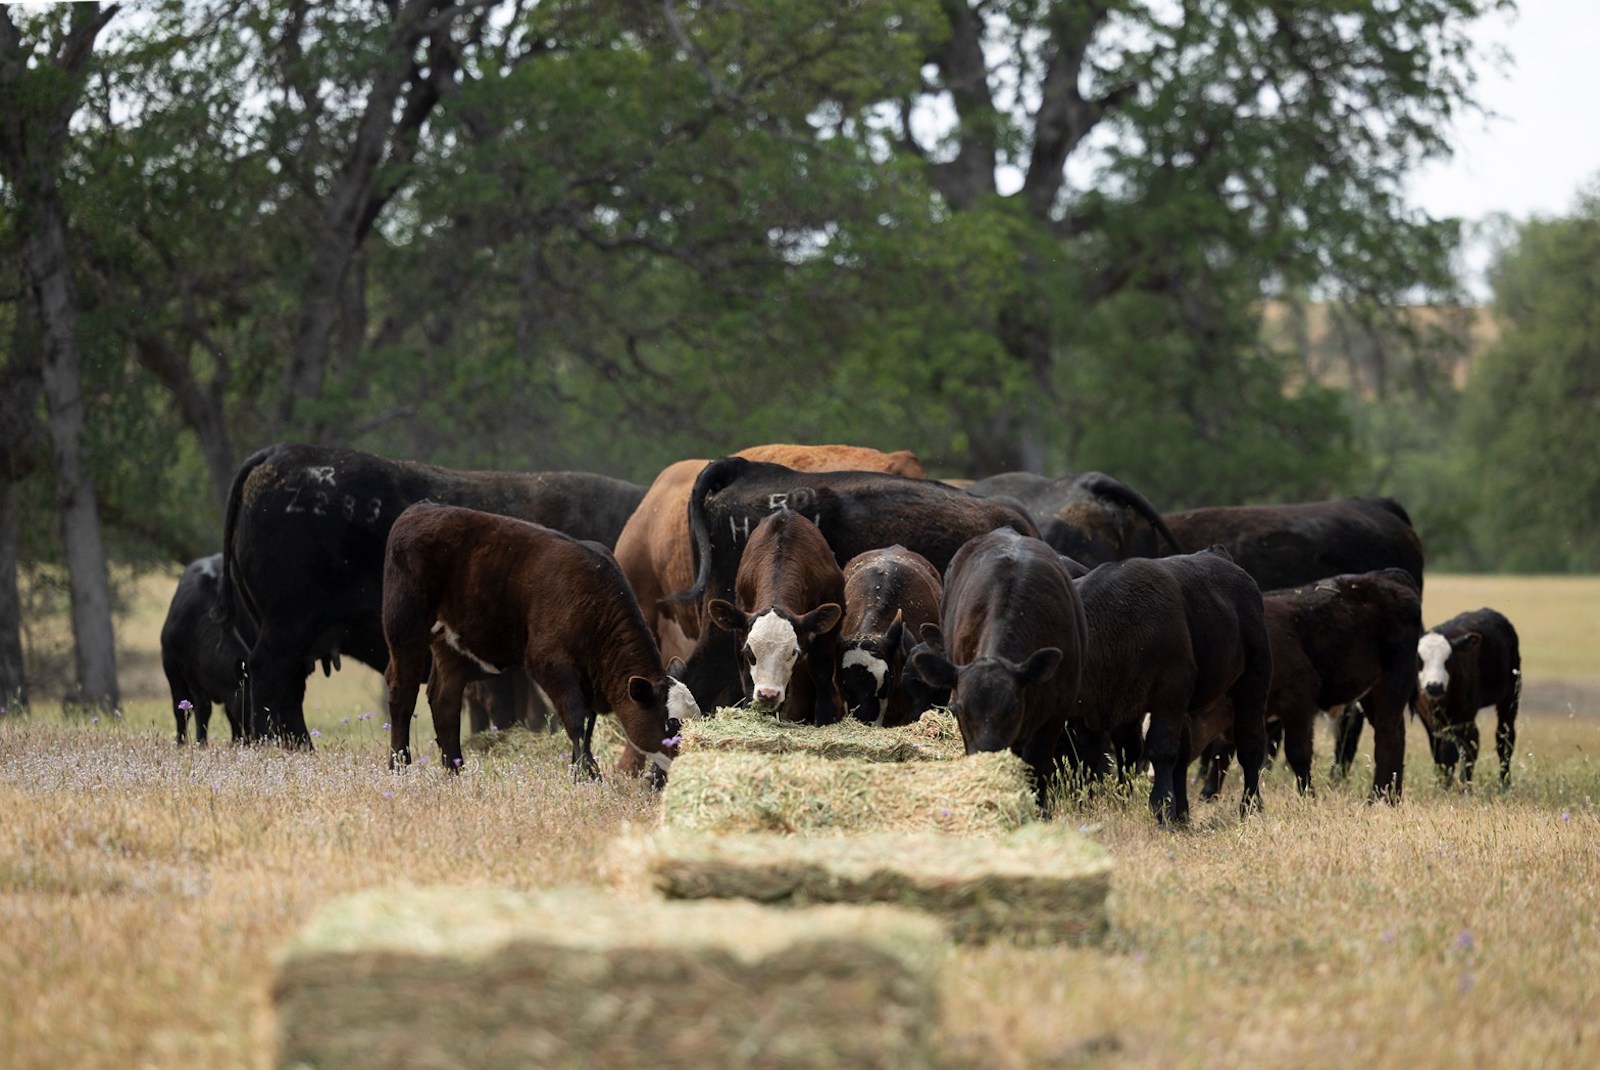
1417, 632, 1452, 697
841, 647, 889, 725
666, 677, 702, 724
746, 611, 800, 706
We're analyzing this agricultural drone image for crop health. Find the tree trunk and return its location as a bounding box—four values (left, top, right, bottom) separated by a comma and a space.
27, 192, 119, 710
0, 482, 24, 713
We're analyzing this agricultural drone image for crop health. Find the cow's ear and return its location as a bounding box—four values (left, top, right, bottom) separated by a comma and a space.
666, 656, 687, 680
883, 615, 904, 656
919, 622, 944, 651
627, 675, 657, 707
708, 599, 748, 633
1016, 647, 1063, 688
1452, 631, 1483, 654
910, 650, 959, 691
804, 603, 843, 636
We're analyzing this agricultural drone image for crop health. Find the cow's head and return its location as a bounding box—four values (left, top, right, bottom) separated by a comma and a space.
619, 659, 704, 786
910, 642, 1062, 754
708, 599, 842, 711
1417, 630, 1481, 706
839, 613, 905, 725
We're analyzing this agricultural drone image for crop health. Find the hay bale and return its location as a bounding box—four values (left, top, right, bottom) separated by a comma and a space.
660, 749, 1037, 835
272, 885, 943, 1070
624, 824, 1112, 945
681, 707, 964, 762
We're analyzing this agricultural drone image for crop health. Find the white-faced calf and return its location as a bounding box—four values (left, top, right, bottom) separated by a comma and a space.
707, 509, 845, 725
1414, 607, 1521, 786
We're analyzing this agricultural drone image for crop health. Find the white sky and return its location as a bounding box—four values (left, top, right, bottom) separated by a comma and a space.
1406, 0, 1600, 222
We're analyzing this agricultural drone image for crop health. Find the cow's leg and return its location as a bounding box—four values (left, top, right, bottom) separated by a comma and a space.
427, 655, 472, 774
1020, 724, 1065, 816
1367, 703, 1404, 804
1427, 726, 1456, 786
384, 648, 429, 769
1264, 717, 1284, 765
194, 701, 212, 745
244, 625, 316, 748
1198, 736, 1232, 801
1144, 711, 1184, 825
1173, 718, 1194, 823
223, 689, 246, 742
1330, 702, 1364, 782
1458, 720, 1481, 786
535, 667, 600, 780
1282, 708, 1316, 795
1495, 700, 1517, 788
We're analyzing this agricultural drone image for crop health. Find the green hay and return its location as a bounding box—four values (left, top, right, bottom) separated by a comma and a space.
681, 707, 965, 762
659, 749, 1037, 835
621, 824, 1113, 946
273, 885, 944, 1070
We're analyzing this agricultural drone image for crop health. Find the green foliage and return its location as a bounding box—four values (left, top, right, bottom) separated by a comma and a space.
1456, 186, 1600, 571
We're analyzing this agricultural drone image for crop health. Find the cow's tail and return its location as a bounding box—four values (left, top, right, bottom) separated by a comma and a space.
1077, 471, 1186, 555
662, 455, 751, 608
215, 444, 277, 643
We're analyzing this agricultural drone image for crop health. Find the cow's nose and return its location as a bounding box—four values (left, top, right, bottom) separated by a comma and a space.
1424, 682, 1445, 696
755, 686, 782, 703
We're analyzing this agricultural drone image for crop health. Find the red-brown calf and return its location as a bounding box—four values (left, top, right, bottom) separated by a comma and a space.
381, 504, 698, 777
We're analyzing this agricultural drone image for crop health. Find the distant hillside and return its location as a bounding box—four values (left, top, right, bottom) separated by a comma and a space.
1260, 300, 1498, 398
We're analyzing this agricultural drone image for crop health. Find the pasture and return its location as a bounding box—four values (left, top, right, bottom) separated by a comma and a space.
2, 573, 1597, 1068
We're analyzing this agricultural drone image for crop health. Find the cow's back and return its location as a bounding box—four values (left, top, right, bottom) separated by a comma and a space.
1163, 497, 1424, 592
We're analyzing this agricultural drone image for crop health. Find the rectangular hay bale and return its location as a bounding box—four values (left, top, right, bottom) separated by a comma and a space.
659, 749, 1037, 835
680, 707, 966, 762
625, 825, 1113, 946
273, 885, 944, 1070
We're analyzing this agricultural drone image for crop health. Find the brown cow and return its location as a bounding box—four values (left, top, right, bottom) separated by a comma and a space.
614, 444, 924, 661
381, 504, 700, 777
707, 510, 845, 725
1193, 568, 1421, 802
838, 546, 943, 727
909, 528, 1087, 807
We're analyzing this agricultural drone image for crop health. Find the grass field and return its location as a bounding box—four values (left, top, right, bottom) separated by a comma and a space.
2, 573, 1597, 1068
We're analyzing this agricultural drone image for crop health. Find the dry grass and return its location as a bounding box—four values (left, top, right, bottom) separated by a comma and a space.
2, 572, 1597, 1068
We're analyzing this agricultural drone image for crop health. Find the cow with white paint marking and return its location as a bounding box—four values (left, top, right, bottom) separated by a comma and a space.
1414, 607, 1521, 787
220, 442, 648, 746
381, 503, 698, 780
838, 546, 943, 727
707, 510, 845, 725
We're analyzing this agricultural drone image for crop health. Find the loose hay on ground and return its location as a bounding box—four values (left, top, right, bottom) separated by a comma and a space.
620, 824, 1113, 945
659, 749, 1037, 835
272, 885, 944, 1070
680, 706, 964, 761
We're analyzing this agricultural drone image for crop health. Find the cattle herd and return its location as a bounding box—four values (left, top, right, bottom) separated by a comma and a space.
160, 440, 1525, 823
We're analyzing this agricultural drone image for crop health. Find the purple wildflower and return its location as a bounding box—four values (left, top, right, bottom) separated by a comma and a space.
178, 700, 193, 712
662, 735, 682, 748
382, 722, 390, 730
1455, 930, 1475, 953
382, 791, 394, 800
310, 728, 322, 738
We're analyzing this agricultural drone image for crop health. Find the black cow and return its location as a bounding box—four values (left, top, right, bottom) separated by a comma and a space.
1195, 568, 1421, 802
1163, 497, 1424, 593
220, 442, 647, 745
907, 528, 1086, 807
1414, 607, 1521, 787
966, 471, 1184, 566
1067, 548, 1272, 822
161, 554, 253, 744
666, 456, 1039, 710
839, 546, 943, 727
